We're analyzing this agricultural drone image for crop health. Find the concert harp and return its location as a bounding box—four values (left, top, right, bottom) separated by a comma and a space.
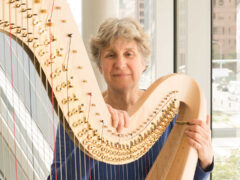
0, 0, 206, 179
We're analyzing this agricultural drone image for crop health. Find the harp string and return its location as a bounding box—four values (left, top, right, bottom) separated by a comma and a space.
21, 1, 30, 178
56, 107, 63, 180
4, 10, 10, 180
100, 116, 105, 180
0, 35, 2, 180
16, 4, 26, 179
37, 1, 52, 175
2, 32, 16, 179
32, 1, 41, 178
26, 0, 37, 179
25, 1, 53, 178
65, 33, 74, 179
17, 0, 27, 178
54, 1, 67, 179
6, 28, 28, 179
0, 22, 7, 179
47, 0, 58, 179
8, 0, 19, 178
86, 93, 92, 180
0, 81, 3, 179
10, 35, 52, 179
15, 4, 21, 178
1, 2, 59, 178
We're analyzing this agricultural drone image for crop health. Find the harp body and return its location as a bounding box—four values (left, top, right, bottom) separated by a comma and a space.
0, 0, 206, 179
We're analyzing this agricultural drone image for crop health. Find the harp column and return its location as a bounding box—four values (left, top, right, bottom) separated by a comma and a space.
82, 0, 119, 91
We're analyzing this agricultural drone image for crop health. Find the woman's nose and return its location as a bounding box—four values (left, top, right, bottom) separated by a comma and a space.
115, 55, 127, 69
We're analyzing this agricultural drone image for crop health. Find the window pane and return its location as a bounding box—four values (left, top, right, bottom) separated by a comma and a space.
212, 0, 240, 178
176, 0, 188, 74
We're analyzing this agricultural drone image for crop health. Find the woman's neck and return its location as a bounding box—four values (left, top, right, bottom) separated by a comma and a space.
104, 87, 144, 111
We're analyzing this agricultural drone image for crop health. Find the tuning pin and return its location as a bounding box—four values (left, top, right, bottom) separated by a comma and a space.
39, 9, 47, 14
21, 32, 27, 37
4, 23, 9, 27
38, 27, 46, 35
56, 85, 62, 92
72, 50, 77, 54
62, 64, 68, 72
56, 48, 63, 56
15, 28, 21, 33
38, 49, 45, 56
33, 19, 40, 26
34, 0, 42, 3
44, 39, 50, 45
27, 14, 37, 18
33, 42, 40, 48
61, 98, 68, 104
21, 8, 31, 13
27, 38, 33, 42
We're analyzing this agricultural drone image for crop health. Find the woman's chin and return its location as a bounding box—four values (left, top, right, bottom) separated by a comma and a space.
112, 83, 134, 91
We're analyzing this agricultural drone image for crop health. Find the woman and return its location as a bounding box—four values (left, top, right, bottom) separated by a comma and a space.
48, 18, 213, 180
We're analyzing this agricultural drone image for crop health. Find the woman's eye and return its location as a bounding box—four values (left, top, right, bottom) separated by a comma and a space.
126, 52, 133, 57
107, 54, 114, 58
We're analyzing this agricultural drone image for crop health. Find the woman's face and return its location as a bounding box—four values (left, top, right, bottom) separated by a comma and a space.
99, 38, 146, 91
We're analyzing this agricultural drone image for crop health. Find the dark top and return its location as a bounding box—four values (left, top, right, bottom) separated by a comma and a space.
48, 116, 213, 180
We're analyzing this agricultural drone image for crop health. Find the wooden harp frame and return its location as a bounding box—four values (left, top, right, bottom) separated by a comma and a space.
0, 0, 206, 179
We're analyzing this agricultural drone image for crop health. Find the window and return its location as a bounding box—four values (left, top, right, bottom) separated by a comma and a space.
212, 0, 240, 178
139, 3, 144, 9
213, 12, 216, 19
219, 0, 224, 6
218, 16, 224, 20
213, 0, 216, 6
140, 11, 144, 17
177, 0, 240, 178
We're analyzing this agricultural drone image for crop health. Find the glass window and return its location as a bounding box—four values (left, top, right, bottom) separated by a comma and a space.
176, 0, 240, 178
213, 27, 218, 33
212, 0, 240, 178
176, 0, 188, 73
219, 0, 224, 6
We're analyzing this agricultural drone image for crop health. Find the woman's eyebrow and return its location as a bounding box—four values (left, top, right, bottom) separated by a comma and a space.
104, 49, 114, 53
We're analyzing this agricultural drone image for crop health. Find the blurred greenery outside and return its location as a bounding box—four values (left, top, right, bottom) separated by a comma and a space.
212, 111, 230, 123
212, 149, 240, 180
212, 111, 240, 179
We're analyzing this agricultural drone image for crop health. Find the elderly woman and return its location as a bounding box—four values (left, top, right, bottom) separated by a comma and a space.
48, 18, 213, 180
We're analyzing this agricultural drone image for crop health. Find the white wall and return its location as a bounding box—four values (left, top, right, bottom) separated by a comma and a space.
82, 0, 119, 91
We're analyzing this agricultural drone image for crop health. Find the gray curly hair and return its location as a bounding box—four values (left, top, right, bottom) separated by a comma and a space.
89, 17, 152, 66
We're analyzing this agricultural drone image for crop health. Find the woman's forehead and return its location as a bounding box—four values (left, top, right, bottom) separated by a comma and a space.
104, 38, 138, 51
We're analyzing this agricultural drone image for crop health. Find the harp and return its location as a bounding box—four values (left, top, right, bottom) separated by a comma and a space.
0, 0, 206, 179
